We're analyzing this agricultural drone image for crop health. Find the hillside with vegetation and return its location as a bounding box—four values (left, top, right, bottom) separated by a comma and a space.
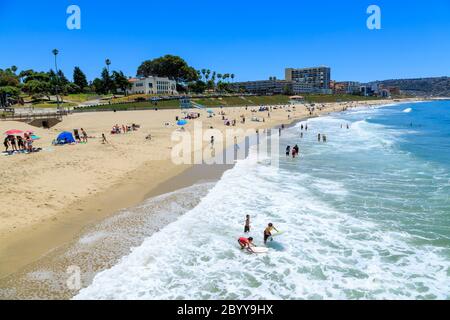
371, 77, 450, 97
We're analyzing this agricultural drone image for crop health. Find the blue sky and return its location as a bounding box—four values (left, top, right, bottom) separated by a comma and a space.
0, 0, 449, 83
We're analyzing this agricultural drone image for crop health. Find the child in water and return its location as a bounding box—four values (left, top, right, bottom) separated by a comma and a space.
244, 215, 251, 233
264, 223, 279, 244
238, 237, 255, 253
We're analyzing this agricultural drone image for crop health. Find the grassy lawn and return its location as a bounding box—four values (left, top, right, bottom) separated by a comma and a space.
63, 93, 105, 103
74, 94, 385, 112
110, 94, 155, 103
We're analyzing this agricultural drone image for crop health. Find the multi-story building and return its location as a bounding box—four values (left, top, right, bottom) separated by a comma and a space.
333, 81, 361, 94
127, 76, 178, 95
285, 66, 331, 94
233, 78, 292, 95
387, 86, 401, 96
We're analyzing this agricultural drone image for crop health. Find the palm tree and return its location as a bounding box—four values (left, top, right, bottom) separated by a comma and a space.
105, 59, 112, 95
217, 74, 223, 82
52, 49, 61, 110
105, 59, 111, 74
206, 69, 211, 82
201, 69, 207, 82
231, 74, 235, 82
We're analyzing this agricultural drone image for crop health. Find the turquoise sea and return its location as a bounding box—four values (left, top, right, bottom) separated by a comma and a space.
75, 101, 450, 300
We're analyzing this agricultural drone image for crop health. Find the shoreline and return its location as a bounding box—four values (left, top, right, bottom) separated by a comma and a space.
0, 98, 419, 297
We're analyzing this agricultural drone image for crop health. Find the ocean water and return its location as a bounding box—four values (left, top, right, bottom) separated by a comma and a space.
75, 101, 450, 300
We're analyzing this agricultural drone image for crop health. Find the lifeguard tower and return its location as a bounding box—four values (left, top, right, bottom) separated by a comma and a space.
289, 96, 305, 105
179, 97, 206, 110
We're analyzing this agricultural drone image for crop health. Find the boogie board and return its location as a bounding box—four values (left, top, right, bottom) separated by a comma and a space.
250, 247, 269, 254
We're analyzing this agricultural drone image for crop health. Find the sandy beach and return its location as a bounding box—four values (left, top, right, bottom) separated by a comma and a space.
0, 99, 412, 280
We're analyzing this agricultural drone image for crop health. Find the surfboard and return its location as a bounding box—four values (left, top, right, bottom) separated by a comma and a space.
250, 247, 269, 254
271, 231, 285, 238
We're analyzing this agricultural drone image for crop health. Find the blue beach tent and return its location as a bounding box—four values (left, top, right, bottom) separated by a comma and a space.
56, 131, 76, 144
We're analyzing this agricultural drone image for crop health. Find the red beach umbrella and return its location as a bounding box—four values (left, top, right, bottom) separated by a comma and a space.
5, 129, 23, 135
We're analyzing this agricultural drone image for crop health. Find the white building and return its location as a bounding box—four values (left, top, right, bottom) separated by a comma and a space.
128, 76, 178, 95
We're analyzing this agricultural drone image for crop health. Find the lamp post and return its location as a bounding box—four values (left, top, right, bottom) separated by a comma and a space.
52, 49, 61, 111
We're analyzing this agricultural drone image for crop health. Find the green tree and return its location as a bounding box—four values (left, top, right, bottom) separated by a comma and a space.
22, 79, 51, 100
0, 68, 20, 87
217, 81, 229, 92
18, 69, 34, 83
0, 86, 20, 96
18, 70, 52, 100
101, 67, 114, 94
206, 80, 215, 91
65, 83, 81, 94
136, 55, 199, 84
91, 78, 104, 94
201, 69, 207, 81
57, 70, 69, 86
48, 70, 68, 96
188, 80, 207, 94
73, 66, 88, 92
112, 71, 131, 95
0, 86, 20, 107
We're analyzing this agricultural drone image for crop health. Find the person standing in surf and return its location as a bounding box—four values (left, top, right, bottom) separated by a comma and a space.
292, 147, 297, 158
264, 223, 279, 244
293, 144, 299, 157
244, 215, 251, 233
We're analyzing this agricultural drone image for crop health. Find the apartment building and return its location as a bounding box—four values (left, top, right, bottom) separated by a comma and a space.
285, 66, 332, 94
232, 77, 292, 95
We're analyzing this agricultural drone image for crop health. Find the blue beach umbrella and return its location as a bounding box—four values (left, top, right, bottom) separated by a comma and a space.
177, 120, 188, 126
